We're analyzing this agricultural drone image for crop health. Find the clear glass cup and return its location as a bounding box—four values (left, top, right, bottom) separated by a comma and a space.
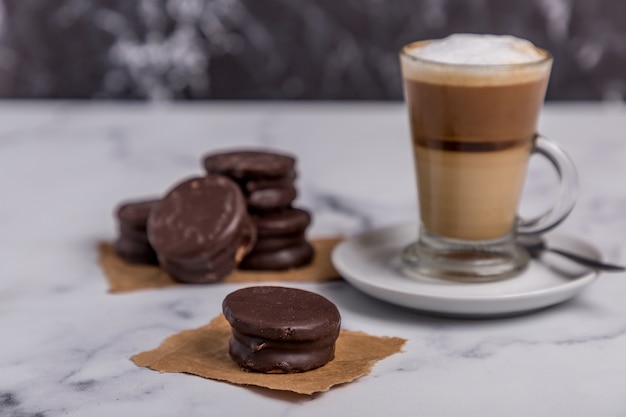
400, 39, 578, 282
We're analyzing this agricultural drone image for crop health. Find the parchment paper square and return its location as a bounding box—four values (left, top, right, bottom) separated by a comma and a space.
131, 315, 406, 395
98, 237, 343, 293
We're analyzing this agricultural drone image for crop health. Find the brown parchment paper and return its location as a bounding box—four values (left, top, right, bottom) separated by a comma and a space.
131, 315, 406, 395
98, 237, 343, 293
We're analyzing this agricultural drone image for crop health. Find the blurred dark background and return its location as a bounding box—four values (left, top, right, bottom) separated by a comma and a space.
0, 0, 624, 101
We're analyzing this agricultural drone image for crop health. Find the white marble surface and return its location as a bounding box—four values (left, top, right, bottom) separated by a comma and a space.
1, 101, 626, 416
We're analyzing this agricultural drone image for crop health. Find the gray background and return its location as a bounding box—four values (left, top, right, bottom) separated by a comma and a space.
0, 0, 624, 101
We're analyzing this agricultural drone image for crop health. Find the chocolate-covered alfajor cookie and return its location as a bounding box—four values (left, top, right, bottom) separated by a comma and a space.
240, 208, 314, 270
239, 241, 314, 271
248, 231, 306, 253
243, 171, 297, 194
201, 149, 315, 271
117, 199, 159, 230
247, 185, 298, 212
222, 286, 341, 373
202, 149, 298, 212
203, 150, 296, 180
148, 175, 256, 283
244, 171, 298, 212
158, 255, 237, 284
252, 208, 311, 237
114, 198, 159, 265
114, 235, 158, 265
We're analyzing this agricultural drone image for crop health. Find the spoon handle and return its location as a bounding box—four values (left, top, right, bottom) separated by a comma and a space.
546, 248, 626, 272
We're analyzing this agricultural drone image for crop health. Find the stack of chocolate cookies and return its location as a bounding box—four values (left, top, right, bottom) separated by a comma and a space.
203, 150, 314, 270
223, 286, 341, 373
114, 199, 159, 265
146, 175, 256, 283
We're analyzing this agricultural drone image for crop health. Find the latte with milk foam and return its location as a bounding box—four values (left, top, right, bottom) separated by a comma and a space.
400, 34, 552, 240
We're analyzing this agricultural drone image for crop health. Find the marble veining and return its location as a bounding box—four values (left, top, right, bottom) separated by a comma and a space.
1, 101, 626, 416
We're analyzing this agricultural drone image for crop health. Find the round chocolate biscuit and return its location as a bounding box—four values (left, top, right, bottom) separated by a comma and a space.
251, 208, 311, 238
118, 222, 150, 244
157, 241, 240, 284
147, 175, 251, 260
160, 214, 256, 266
251, 232, 306, 253
116, 198, 159, 228
203, 150, 295, 180
115, 198, 159, 245
247, 185, 297, 211
114, 236, 158, 265
223, 286, 341, 341
228, 328, 338, 373
243, 171, 296, 193
160, 249, 234, 271
222, 286, 341, 373
159, 254, 237, 284
159, 216, 256, 283
239, 241, 314, 271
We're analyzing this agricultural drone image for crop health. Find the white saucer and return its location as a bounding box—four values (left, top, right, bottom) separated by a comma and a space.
332, 223, 601, 317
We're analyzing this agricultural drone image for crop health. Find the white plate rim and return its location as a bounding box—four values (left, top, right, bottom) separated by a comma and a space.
331, 223, 601, 316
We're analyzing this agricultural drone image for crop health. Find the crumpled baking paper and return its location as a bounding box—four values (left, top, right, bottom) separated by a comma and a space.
131, 315, 406, 395
98, 237, 343, 293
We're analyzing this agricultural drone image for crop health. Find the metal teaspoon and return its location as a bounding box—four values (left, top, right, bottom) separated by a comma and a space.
517, 235, 625, 272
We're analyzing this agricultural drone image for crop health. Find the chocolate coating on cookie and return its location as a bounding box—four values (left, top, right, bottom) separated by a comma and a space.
203, 150, 296, 179
250, 232, 305, 253
243, 171, 296, 193
116, 198, 159, 242
251, 208, 311, 237
158, 255, 237, 284
148, 175, 250, 260
239, 241, 314, 270
116, 198, 159, 228
158, 216, 256, 283
114, 236, 158, 265
223, 286, 340, 341
228, 327, 337, 373
247, 185, 297, 211
114, 198, 159, 265
222, 286, 341, 373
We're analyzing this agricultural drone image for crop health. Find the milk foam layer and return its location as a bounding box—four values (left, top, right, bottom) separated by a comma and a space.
408, 34, 545, 65
401, 34, 551, 86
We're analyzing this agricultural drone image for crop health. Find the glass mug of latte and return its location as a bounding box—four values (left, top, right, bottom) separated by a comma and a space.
400, 34, 577, 281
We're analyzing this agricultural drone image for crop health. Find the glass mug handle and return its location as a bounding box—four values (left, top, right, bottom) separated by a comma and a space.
517, 134, 578, 235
